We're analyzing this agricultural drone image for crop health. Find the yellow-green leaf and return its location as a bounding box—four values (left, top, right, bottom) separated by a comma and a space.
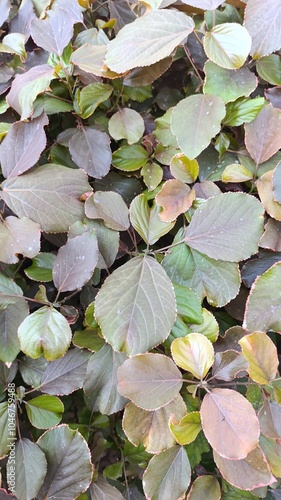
203, 23, 252, 70
239, 332, 279, 385
169, 411, 201, 445
171, 333, 214, 379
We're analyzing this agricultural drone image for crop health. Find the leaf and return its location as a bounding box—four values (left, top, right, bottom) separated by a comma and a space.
0, 0, 10, 27
123, 395, 186, 454
95, 255, 177, 355
222, 163, 253, 183
245, 104, 281, 164
90, 474, 124, 500
89, 220, 119, 269
162, 230, 241, 307
18, 306, 72, 361
6, 439, 47, 500
74, 82, 113, 119
212, 350, 248, 381
105, 10, 194, 73
259, 435, 281, 478
39, 348, 91, 395
257, 170, 281, 221
25, 394, 63, 429
188, 308, 219, 343
239, 332, 278, 385
259, 218, 281, 252
112, 144, 149, 171
83, 344, 128, 415
203, 23, 251, 70
256, 55, 281, 86
31, 7, 74, 56
169, 411, 201, 445
173, 284, 202, 325
0, 300, 28, 363
181, 0, 224, 8
0, 273, 24, 310
6, 64, 55, 120
37, 425, 93, 499
0, 216, 41, 264
24, 253, 56, 282
185, 193, 264, 261
108, 108, 145, 145
141, 162, 163, 191
273, 161, 281, 203
130, 194, 174, 245
0, 33, 26, 58
1, 164, 91, 233
171, 333, 214, 379
204, 61, 257, 104
69, 127, 111, 179
200, 389, 260, 459
0, 402, 13, 458
224, 97, 265, 127
142, 445, 191, 500
155, 180, 196, 222
85, 191, 129, 231
187, 475, 221, 500
258, 400, 281, 439
213, 446, 275, 490
71, 44, 119, 79
171, 94, 226, 160
244, 0, 281, 59
117, 353, 182, 410
243, 262, 281, 332
0, 113, 48, 178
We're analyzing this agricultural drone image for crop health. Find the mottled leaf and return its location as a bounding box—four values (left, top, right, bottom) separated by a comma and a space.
155, 180, 196, 222
239, 332, 279, 384
245, 104, 281, 165
203, 23, 251, 70
85, 191, 129, 231
171, 333, 214, 379
69, 127, 111, 179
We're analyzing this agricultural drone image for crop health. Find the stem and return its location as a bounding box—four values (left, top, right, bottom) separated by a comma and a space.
153, 239, 185, 254
0, 293, 51, 306
183, 45, 204, 87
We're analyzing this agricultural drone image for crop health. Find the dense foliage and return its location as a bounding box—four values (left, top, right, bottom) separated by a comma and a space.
0, 0, 281, 498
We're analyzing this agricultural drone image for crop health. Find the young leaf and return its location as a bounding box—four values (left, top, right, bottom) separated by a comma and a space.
130, 194, 175, 245
105, 10, 194, 73
39, 348, 91, 395
52, 230, 98, 293
203, 23, 251, 70
123, 395, 186, 454
69, 127, 111, 179
18, 306, 72, 361
171, 333, 214, 379
6, 439, 47, 500
25, 394, 64, 429
169, 411, 201, 446
0, 216, 41, 264
112, 144, 149, 171
117, 353, 182, 410
243, 262, 281, 332
85, 191, 130, 231
37, 425, 93, 499
74, 82, 112, 119
83, 344, 128, 415
0, 113, 48, 178
31, 7, 74, 56
213, 446, 275, 491
170, 154, 199, 183
239, 332, 279, 385
187, 475, 221, 500
108, 108, 145, 145
1, 164, 92, 233
24, 253, 56, 282
6, 64, 55, 120
224, 97, 265, 127
142, 445, 191, 500
184, 193, 264, 262
222, 163, 253, 183
171, 94, 226, 160
244, 0, 281, 59
200, 389, 260, 459
0, 300, 28, 363
155, 180, 196, 222
245, 104, 281, 165
95, 255, 176, 355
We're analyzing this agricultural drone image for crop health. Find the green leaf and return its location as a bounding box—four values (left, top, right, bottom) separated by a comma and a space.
0, 273, 24, 310
173, 284, 202, 325
74, 82, 112, 119
37, 425, 93, 499
112, 144, 149, 171
185, 193, 264, 262
95, 255, 176, 355
259, 434, 281, 478
83, 344, 128, 415
201, 389, 260, 459
141, 162, 163, 191
169, 411, 201, 446
0, 402, 14, 458
171, 333, 214, 379
25, 395, 64, 429
256, 55, 281, 86
188, 308, 219, 343
85, 191, 129, 231
204, 61, 257, 104
130, 194, 175, 245
105, 10, 194, 73
154, 108, 179, 148
245, 104, 281, 165
6, 64, 55, 120
244, 262, 281, 333
69, 127, 111, 179
117, 353, 182, 410
244, 0, 281, 59
0, 216, 41, 264
25, 253, 56, 282
239, 332, 279, 385
143, 445, 191, 500
187, 475, 221, 500
108, 108, 145, 145
171, 94, 226, 160
0, 300, 28, 363
203, 23, 251, 70
123, 396, 186, 454
19, 356, 48, 389
33, 94, 73, 116
6, 439, 47, 500
224, 97, 265, 127
0, 33, 26, 58
18, 306, 72, 361
103, 461, 123, 480
1, 164, 92, 233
